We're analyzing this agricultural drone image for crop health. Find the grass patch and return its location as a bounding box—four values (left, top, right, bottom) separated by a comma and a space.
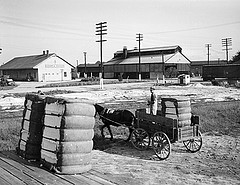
1, 101, 240, 151
0, 110, 22, 151
192, 101, 240, 137
36, 79, 151, 88
10, 90, 78, 98
0, 85, 17, 90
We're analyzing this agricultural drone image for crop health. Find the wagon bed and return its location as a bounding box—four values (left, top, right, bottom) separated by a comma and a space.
135, 109, 200, 142
131, 101, 202, 160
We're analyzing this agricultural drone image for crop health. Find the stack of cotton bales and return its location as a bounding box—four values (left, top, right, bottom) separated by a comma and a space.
41, 96, 95, 174
17, 93, 45, 160
161, 97, 192, 127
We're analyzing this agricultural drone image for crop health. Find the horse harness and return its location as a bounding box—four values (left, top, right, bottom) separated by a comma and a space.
98, 108, 134, 128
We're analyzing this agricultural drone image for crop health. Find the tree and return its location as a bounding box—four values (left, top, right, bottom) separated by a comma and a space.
230, 51, 240, 63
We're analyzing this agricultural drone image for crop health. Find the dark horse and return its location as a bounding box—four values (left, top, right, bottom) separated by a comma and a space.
94, 104, 136, 141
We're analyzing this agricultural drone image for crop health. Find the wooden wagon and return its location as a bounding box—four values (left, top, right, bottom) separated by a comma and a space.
130, 97, 202, 160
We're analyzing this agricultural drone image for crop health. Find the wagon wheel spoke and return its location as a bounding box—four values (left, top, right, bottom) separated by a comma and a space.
183, 131, 202, 153
184, 140, 191, 148
130, 128, 150, 151
152, 132, 171, 160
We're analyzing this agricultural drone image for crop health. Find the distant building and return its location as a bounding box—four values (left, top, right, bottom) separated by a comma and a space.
77, 61, 102, 78
191, 60, 228, 76
104, 45, 191, 79
0, 51, 74, 82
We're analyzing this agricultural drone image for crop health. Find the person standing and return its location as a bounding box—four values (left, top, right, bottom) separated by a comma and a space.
148, 87, 157, 115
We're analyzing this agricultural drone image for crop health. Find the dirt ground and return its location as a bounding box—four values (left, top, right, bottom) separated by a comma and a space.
89, 82, 240, 185
1, 79, 240, 184
91, 133, 240, 185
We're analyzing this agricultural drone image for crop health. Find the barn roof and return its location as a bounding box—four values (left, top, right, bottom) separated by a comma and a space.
78, 63, 101, 68
0, 53, 74, 70
105, 50, 190, 66
114, 45, 182, 56
105, 45, 190, 65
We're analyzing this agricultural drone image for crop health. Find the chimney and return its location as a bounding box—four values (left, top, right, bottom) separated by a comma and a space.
46, 50, 49, 55
43, 50, 45, 55
123, 46, 127, 59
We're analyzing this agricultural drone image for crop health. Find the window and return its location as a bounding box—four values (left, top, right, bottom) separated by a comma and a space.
64, 72, 67, 77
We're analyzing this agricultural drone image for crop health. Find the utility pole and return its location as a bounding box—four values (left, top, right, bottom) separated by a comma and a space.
83, 52, 87, 78
162, 53, 165, 84
205, 44, 211, 64
0, 48, 2, 68
76, 60, 79, 78
96, 22, 107, 89
222, 37, 232, 63
136, 33, 143, 81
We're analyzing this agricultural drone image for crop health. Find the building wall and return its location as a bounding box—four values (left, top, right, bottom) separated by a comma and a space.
36, 56, 72, 82
2, 69, 38, 81
103, 63, 189, 79
104, 72, 114, 78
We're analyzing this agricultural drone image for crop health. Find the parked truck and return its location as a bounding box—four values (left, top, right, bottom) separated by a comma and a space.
202, 64, 240, 81
0, 75, 15, 86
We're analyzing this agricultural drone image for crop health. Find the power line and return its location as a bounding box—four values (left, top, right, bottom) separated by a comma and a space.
211, 48, 223, 54
146, 21, 240, 34
0, 18, 93, 38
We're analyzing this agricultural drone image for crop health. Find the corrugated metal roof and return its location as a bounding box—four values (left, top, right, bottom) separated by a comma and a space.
104, 58, 124, 65
120, 55, 165, 64
165, 52, 190, 64
78, 63, 100, 67
0, 54, 55, 69
0, 53, 74, 70
105, 51, 190, 65
114, 45, 181, 55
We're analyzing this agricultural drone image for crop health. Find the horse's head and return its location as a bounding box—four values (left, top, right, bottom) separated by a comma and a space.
94, 104, 105, 117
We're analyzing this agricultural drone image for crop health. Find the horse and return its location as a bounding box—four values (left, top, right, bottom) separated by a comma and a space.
94, 104, 136, 141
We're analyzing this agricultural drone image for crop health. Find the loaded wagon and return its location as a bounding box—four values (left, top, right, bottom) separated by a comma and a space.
130, 97, 202, 160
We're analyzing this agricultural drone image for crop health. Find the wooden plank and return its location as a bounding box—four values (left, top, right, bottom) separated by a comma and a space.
1, 151, 112, 185
0, 158, 41, 185
90, 170, 139, 185
136, 110, 177, 128
55, 174, 96, 185
177, 125, 199, 141
0, 151, 72, 185
0, 166, 25, 185
82, 172, 116, 185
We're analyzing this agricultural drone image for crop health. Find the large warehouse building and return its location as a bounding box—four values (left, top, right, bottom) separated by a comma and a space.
0, 51, 74, 82
104, 45, 191, 79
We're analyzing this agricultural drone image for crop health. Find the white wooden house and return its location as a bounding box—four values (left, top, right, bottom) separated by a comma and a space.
0, 51, 74, 82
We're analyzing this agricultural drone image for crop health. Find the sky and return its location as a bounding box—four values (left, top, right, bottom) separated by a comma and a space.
0, 0, 240, 67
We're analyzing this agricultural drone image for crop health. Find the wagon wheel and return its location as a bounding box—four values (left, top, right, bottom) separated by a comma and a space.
183, 131, 202, 153
152, 131, 171, 160
130, 128, 150, 150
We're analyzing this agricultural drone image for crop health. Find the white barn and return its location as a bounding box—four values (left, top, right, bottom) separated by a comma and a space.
0, 51, 74, 82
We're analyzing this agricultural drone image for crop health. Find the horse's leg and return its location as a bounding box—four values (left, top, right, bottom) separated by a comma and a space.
126, 127, 134, 141
107, 125, 114, 141
101, 124, 107, 139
